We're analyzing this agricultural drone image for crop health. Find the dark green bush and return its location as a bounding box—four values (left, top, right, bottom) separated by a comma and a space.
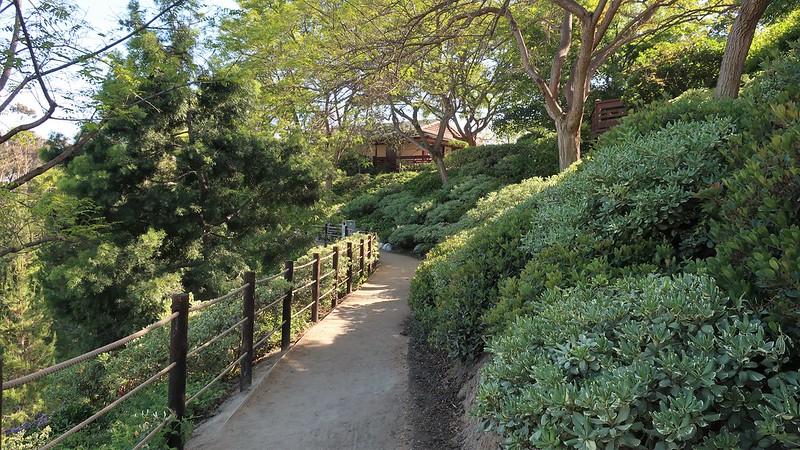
337, 139, 559, 250
446, 136, 559, 182
702, 120, 800, 330
622, 37, 724, 106
387, 224, 444, 249
409, 201, 539, 359
476, 274, 800, 450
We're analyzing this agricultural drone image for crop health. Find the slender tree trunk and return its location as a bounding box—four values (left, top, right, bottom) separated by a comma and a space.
716, 0, 771, 99
555, 114, 582, 171
431, 150, 449, 184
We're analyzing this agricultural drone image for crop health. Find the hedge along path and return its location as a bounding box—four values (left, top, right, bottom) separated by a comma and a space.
188, 251, 420, 450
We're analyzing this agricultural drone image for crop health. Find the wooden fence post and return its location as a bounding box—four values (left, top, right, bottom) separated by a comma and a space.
1, 349, 4, 450
168, 293, 189, 450
346, 242, 353, 294
359, 237, 365, 279
311, 253, 321, 323
373, 233, 379, 267
332, 246, 340, 308
367, 235, 373, 273
281, 260, 294, 351
240, 271, 256, 392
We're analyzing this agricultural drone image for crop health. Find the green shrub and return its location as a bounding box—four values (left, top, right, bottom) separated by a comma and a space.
476, 274, 800, 449
424, 119, 732, 360
341, 193, 379, 217
702, 120, 800, 331
460, 177, 551, 229
446, 137, 559, 182
387, 224, 444, 249
409, 202, 538, 360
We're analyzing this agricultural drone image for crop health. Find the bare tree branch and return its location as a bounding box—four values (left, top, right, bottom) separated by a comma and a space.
0, 1, 20, 93
0, 235, 68, 258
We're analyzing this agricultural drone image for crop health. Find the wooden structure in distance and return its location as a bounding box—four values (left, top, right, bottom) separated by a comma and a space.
590, 99, 628, 138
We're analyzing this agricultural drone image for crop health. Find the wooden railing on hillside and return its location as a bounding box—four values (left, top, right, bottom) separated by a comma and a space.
0, 233, 379, 450
373, 154, 434, 171
590, 99, 628, 138
319, 221, 359, 246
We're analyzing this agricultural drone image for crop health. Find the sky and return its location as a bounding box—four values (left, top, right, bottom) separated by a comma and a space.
2, 0, 239, 139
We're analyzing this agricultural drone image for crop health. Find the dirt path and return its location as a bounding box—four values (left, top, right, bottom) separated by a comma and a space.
188, 251, 420, 450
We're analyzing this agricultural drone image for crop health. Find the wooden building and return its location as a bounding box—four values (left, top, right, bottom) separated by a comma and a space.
370, 121, 465, 170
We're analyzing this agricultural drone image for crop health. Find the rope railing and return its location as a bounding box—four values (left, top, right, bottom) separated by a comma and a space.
293, 259, 315, 271
292, 300, 316, 319
186, 353, 247, 405
3, 311, 178, 389
319, 269, 336, 282
321, 286, 337, 300
255, 296, 283, 317
256, 270, 287, 285
187, 316, 249, 359
188, 283, 250, 313
292, 279, 316, 294
0, 232, 379, 450
40, 362, 176, 450
131, 412, 175, 450
253, 325, 283, 351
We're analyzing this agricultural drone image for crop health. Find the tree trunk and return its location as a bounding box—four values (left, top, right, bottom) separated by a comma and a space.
716, 0, 771, 99
555, 117, 582, 171
432, 151, 449, 184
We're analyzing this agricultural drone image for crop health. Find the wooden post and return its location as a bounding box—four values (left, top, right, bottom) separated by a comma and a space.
240, 271, 256, 392
281, 260, 294, 351
367, 235, 373, 273
373, 233, 379, 268
359, 237, 365, 279
311, 253, 321, 323
168, 293, 189, 450
332, 246, 340, 308
323, 224, 328, 246
346, 242, 353, 294
1, 349, 4, 450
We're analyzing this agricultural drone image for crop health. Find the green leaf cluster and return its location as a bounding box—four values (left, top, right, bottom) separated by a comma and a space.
477, 274, 800, 449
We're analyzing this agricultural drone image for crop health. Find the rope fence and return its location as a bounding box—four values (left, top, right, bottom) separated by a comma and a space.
1, 232, 380, 450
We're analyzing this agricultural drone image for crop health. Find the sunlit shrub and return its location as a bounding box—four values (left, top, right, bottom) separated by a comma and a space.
477, 274, 800, 449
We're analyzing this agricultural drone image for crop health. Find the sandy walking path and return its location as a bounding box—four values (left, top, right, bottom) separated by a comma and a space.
188, 251, 420, 450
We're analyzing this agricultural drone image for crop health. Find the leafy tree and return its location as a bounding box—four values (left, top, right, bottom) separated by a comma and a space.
226, 0, 511, 185
621, 37, 724, 106
220, 0, 380, 187
0, 209, 55, 424
402, 0, 734, 171
41, 3, 321, 355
